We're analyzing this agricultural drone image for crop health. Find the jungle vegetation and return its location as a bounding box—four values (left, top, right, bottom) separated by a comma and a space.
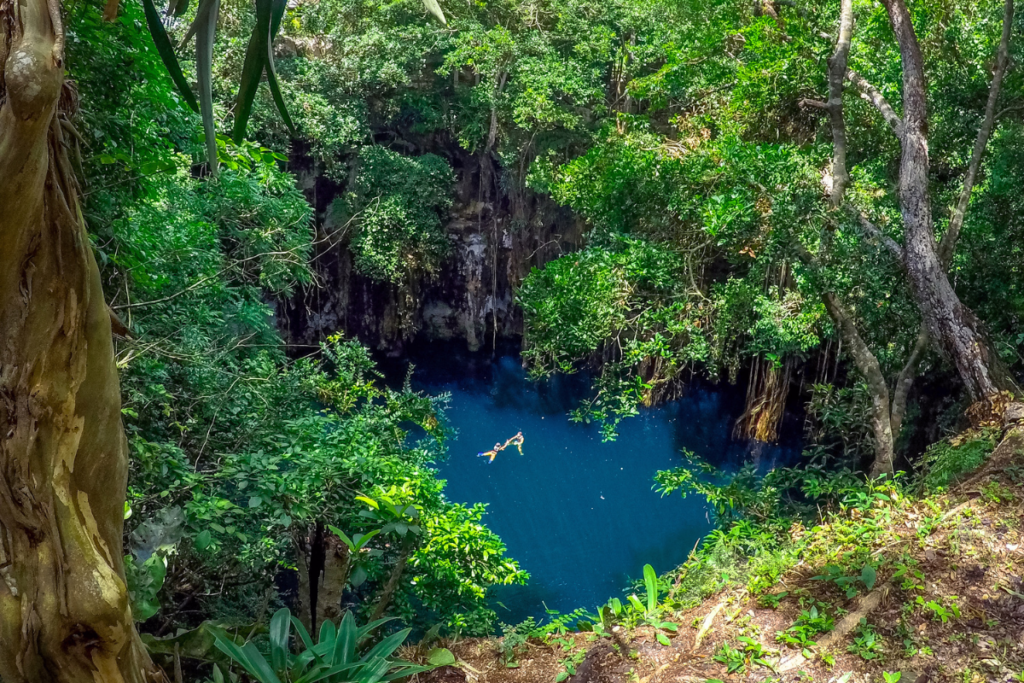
1, 0, 1024, 680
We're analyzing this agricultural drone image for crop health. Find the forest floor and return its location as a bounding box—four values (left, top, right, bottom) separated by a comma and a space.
421, 422, 1024, 683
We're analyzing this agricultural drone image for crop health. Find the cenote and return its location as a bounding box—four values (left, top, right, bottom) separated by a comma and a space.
381, 343, 802, 625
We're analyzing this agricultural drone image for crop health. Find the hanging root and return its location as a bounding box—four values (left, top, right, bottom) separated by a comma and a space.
735, 356, 792, 443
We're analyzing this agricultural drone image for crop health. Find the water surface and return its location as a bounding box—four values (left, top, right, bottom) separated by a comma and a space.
383, 344, 800, 624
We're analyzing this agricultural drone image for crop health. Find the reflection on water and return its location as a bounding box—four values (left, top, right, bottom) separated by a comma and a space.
381, 343, 801, 624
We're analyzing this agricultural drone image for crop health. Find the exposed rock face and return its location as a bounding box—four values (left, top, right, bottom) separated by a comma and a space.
280, 153, 583, 352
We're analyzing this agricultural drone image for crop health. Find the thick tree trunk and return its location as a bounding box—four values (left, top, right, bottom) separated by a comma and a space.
881, 0, 1015, 402
0, 1, 159, 680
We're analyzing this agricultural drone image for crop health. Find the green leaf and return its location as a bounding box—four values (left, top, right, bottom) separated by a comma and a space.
555, 672, 569, 683
426, 648, 456, 667
195, 529, 212, 550
353, 529, 381, 549
167, 0, 190, 17
260, 0, 296, 136
291, 616, 325, 667
656, 632, 671, 646
355, 495, 379, 510
380, 666, 433, 682
350, 564, 368, 588
232, 0, 273, 143
269, 607, 291, 672
269, 0, 286, 38
333, 612, 358, 666
311, 621, 331, 650
363, 628, 412, 662
195, 0, 220, 175
242, 641, 285, 683
861, 565, 877, 591
643, 563, 658, 613
248, 496, 262, 509
140, 0, 199, 113
264, 64, 294, 136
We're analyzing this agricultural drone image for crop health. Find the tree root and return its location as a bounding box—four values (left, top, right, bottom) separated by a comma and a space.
778, 582, 891, 673
693, 600, 728, 651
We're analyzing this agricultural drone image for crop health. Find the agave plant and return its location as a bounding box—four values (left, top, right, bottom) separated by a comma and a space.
212, 608, 431, 683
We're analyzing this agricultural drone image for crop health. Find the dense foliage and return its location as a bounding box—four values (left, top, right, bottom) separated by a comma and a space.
69, 0, 524, 646
55, 0, 1024, 675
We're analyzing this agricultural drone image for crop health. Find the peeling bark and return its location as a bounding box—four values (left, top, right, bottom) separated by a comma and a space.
0, 0, 160, 678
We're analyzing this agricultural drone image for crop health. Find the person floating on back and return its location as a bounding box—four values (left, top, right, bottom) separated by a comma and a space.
477, 432, 525, 463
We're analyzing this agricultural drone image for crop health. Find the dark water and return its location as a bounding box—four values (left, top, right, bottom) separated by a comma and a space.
382, 344, 802, 625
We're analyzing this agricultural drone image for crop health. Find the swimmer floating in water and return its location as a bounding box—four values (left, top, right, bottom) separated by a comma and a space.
478, 442, 502, 463
477, 432, 525, 463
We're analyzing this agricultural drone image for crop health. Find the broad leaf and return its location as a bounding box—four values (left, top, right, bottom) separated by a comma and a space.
427, 648, 456, 667
363, 628, 412, 662
861, 565, 877, 591
643, 563, 658, 613
269, 607, 291, 672
333, 611, 358, 666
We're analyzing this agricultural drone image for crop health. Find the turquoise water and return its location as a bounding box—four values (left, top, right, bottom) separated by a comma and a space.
386, 345, 800, 624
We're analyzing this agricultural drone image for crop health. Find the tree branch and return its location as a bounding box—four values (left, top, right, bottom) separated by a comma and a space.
880, 0, 928, 133
937, 0, 1014, 267
793, 242, 896, 475
851, 209, 904, 260
827, 0, 854, 205
847, 69, 904, 136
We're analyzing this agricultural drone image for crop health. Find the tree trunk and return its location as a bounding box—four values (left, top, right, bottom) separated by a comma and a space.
315, 533, 350, 630
0, 0, 159, 679
820, 294, 896, 476
368, 544, 413, 623
292, 525, 316, 634
881, 0, 1016, 402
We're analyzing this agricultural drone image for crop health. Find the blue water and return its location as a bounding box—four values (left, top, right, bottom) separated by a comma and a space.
383, 345, 801, 624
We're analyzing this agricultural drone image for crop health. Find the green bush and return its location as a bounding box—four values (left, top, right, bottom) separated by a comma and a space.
341, 147, 454, 283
